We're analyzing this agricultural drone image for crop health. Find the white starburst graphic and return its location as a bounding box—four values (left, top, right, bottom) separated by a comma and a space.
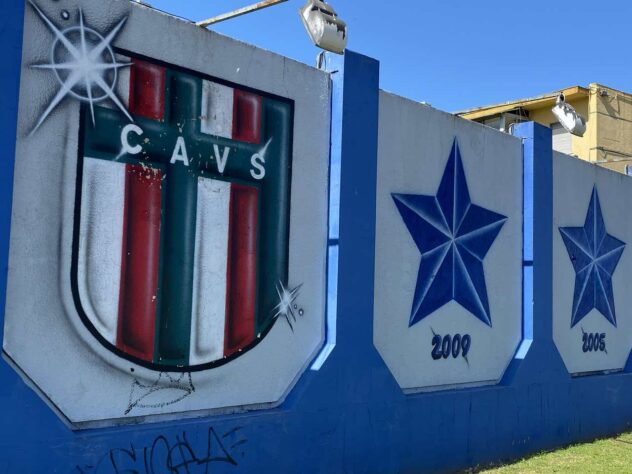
29, 1, 132, 133
273, 282, 304, 331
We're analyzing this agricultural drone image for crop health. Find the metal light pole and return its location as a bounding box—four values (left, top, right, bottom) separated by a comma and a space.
196, 0, 289, 27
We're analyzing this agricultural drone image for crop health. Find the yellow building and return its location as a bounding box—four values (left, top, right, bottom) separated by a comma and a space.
457, 84, 632, 174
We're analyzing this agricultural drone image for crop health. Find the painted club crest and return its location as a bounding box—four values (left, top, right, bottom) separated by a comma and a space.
6, 0, 329, 424
26, 2, 296, 371
71, 54, 294, 371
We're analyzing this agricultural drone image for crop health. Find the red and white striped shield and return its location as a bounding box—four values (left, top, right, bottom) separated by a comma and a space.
73, 57, 293, 371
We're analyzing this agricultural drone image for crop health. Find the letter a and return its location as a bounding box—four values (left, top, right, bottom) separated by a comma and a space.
171, 136, 190, 166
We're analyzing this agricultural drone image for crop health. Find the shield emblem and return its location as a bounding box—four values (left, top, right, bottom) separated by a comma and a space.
71, 57, 293, 371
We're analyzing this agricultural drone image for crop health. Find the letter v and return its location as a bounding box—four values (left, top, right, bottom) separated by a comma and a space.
213, 145, 231, 174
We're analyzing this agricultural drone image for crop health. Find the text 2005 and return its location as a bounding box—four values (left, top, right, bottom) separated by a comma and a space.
582, 332, 606, 353
431, 334, 471, 360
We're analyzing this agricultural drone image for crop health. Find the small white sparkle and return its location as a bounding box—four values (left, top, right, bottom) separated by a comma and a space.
29, 1, 132, 133
259, 137, 273, 156
273, 281, 303, 331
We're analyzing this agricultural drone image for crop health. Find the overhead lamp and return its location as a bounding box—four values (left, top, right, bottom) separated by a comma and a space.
552, 93, 586, 137
299, 0, 347, 54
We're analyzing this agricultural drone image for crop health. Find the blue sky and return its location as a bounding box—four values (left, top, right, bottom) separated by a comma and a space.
147, 0, 632, 112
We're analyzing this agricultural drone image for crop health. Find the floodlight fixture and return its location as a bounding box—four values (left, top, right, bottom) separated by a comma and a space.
552, 93, 586, 137
299, 0, 347, 54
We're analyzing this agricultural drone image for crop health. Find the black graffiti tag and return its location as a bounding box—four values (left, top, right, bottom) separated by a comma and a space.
75, 427, 246, 474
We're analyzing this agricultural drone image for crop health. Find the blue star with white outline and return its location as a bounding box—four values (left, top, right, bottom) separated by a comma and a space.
392, 139, 507, 328
559, 187, 625, 328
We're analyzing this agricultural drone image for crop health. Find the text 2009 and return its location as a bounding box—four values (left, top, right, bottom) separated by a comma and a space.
431, 334, 471, 360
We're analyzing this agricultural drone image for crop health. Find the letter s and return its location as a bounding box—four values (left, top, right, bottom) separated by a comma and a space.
250, 153, 266, 180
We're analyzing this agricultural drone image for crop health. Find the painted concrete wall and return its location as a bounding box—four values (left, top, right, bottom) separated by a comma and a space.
2, 1, 632, 473
4, 0, 330, 428
374, 94, 523, 391
553, 151, 632, 374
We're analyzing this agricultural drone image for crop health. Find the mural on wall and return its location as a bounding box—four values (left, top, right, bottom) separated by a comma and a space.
392, 139, 507, 328
553, 152, 632, 375
559, 187, 625, 329
3, 0, 329, 426
77, 63, 295, 371
32, 0, 295, 372
374, 95, 523, 391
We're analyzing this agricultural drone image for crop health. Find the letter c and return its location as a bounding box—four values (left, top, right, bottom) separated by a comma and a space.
121, 123, 144, 155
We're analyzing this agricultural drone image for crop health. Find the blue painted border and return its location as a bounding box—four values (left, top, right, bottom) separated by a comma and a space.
311, 54, 343, 370
0, 0, 25, 345
507, 122, 568, 385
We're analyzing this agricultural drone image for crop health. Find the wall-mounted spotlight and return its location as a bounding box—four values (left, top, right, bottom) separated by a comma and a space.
552, 93, 586, 137
299, 0, 347, 54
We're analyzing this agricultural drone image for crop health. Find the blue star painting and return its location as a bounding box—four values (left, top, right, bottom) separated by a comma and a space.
559, 187, 625, 328
392, 139, 507, 328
